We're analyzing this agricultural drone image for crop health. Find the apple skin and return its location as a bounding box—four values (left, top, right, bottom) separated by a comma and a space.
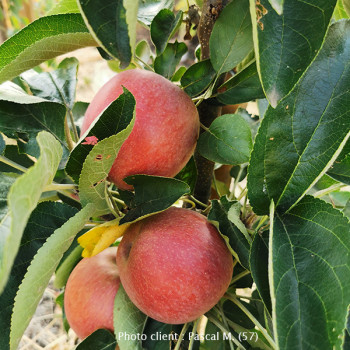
80, 69, 200, 190
64, 247, 120, 339
116, 207, 233, 324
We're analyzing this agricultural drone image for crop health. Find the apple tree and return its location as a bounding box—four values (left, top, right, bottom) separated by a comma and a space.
0, 0, 350, 349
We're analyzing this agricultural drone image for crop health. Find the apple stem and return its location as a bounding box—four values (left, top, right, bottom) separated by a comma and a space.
181, 198, 196, 209
206, 312, 247, 350
174, 322, 189, 350
0, 155, 28, 173
105, 182, 123, 217
218, 303, 235, 350
255, 215, 269, 232
224, 293, 277, 349
188, 318, 200, 350
189, 195, 209, 209
229, 166, 246, 200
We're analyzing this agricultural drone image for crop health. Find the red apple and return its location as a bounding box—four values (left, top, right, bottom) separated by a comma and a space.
64, 247, 120, 339
116, 207, 233, 324
81, 69, 199, 190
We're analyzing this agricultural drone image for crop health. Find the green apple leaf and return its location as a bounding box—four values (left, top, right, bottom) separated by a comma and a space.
138, 0, 174, 26
250, 0, 336, 107
270, 196, 350, 349
327, 154, 350, 185
345, 0, 350, 16
171, 66, 186, 82
78, 0, 138, 69
214, 61, 265, 105
119, 175, 190, 224
210, 0, 253, 76
0, 145, 34, 174
248, 20, 350, 215
0, 131, 62, 294
66, 88, 136, 183
76, 329, 117, 350
143, 319, 174, 350
333, 0, 349, 20
21, 57, 79, 110
0, 202, 77, 350
175, 157, 197, 194
154, 41, 188, 79
268, 0, 284, 14
198, 113, 253, 165
208, 197, 251, 269
0, 82, 68, 157
0, 174, 16, 222
78, 118, 135, 215
181, 59, 216, 97
0, 14, 96, 84
47, 0, 80, 15
151, 9, 183, 54
114, 284, 148, 350
249, 230, 271, 313
10, 203, 94, 350
54, 245, 83, 289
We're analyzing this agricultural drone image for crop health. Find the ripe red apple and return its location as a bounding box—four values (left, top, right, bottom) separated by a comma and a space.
81, 69, 199, 190
64, 247, 120, 339
116, 207, 233, 324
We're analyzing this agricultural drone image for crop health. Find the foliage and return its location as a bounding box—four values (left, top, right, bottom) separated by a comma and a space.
0, 0, 349, 349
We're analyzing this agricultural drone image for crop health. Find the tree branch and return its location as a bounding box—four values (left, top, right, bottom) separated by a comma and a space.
193, 0, 228, 205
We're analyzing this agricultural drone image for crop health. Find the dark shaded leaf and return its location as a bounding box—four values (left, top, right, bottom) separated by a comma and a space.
248, 21, 350, 215
138, 0, 174, 26
175, 157, 197, 194
181, 60, 216, 97
76, 329, 117, 350
120, 175, 190, 224
154, 41, 188, 79
271, 196, 350, 349
151, 9, 182, 54
252, 0, 336, 106
214, 61, 265, 105
208, 197, 251, 269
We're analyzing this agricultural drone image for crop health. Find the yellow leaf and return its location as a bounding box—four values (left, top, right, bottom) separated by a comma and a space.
78, 219, 131, 258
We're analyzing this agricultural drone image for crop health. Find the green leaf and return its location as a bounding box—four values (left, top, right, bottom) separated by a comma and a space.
0, 14, 96, 84
76, 329, 117, 350
171, 66, 186, 82
143, 319, 173, 350
270, 196, 350, 349
154, 41, 188, 79
249, 230, 271, 313
78, 0, 138, 69
79, 119, 135, 215
138, 0, 174, 26
135, 39, 152, 63
208, 197, 251, 269
334, 0, 349, 20
198, 113, 252, 165
114, 284, 148, 350
0, 131, 62, 293
119, 175, 190, 224
0, 145, 34, 174
214, 61, 265, 105
54, 245, 83, 288
248, 20, 350, 215
328, 154, 350, 185
181, 59, 216, 97
21, 57, 79, 110
0, 82, 68, 157
175, 157, 197, 194
0, 202, 77, 350
47, 0, 80, 15
66, 88, 136, 184
0, 174, 16, 222
151, 9, 183, 54
209, 0, 253, 75
250, 0, 337, 107
345, 0, 350, 16
10, 204, 94, 350
223, 299, 255, 329
268, 0, 284, 14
